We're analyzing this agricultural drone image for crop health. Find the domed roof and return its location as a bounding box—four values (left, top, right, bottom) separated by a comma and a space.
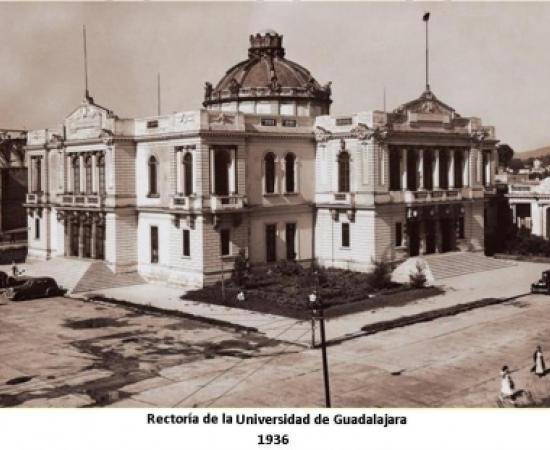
203, 31, 332, 109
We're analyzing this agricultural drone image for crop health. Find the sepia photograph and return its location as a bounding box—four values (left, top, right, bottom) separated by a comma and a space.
1, 0, 550, 412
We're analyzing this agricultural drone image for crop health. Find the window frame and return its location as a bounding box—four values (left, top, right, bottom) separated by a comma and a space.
182, 229, 191, 257
148, 156, 159, 197
338, 151, 351, 193
341, 222, 350, 248
220, 228, 231, 256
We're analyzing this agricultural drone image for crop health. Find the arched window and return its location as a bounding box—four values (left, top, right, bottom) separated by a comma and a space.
338, 152, 350, 193
85, 155, 93, 194
97, 155, 106, 195
148, 156, 158, 196
72, 157, 80, 193
285, 152, 296, 193
264, 152, 276, 194
183, 152, 193, 196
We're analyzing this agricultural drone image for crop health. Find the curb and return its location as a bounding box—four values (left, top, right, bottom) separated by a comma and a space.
328, 292, 531, 346
69, 293, 260, 335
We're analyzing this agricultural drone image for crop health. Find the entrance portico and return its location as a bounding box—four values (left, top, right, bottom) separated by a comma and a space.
57, 210, 106, 260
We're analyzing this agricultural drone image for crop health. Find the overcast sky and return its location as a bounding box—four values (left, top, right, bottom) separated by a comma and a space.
1, 2, 549, 153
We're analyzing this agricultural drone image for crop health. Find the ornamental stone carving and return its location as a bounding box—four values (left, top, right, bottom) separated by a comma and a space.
314, 126, 332, 143
99, 129, 114, 146
350, 123, 389, 142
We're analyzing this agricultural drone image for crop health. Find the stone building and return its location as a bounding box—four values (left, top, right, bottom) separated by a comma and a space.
24, 30, 498, 286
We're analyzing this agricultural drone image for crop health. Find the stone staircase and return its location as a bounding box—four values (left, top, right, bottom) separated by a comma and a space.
72, 262, 145, 293
423, 252, 514, 280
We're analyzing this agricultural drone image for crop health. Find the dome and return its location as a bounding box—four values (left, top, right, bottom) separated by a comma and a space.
203, 31, 332, 115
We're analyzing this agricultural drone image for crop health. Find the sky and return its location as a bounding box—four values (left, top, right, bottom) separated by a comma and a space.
1, 2, 549, 153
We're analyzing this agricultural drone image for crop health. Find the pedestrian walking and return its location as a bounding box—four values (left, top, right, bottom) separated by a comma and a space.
500, 366, 516, 404
11, 261, 18, 278
532, 345, 546, 377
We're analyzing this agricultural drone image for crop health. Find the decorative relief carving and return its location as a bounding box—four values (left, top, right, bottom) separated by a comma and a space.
350, 123, 390, 142
314, 126, 332, 143
210, 112, 235, 125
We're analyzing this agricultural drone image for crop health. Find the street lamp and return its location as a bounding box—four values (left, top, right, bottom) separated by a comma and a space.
308, 286, 331, 408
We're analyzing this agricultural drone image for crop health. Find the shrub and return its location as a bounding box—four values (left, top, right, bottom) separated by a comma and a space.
275, 259, 304, 276
366, 259, 392, 289
409, 262, 427, 288
231, 249, 249, 286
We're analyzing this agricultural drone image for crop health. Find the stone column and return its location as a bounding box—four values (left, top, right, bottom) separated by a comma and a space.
436, 219, 443, 253
210, 147, 215, 194
449, 149, 455, 189
79, 154, 85, 194
419, 220, 426, 254
477, 149, 483, 185
78, 218, 84, 258
229, 147, 236, 194
401, 148, 407, 191
64, 219, 70, 257
511, 204, 517, 227
91, 153, 98, 194
417, 149, 424, 190
176, 149, 183, 194
91, 220, 97, 259
433, 149, 440, 189
463, 149, 469, 187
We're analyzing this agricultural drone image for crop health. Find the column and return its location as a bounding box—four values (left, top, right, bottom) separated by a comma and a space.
78, 218, 84, 258
463, 149, 470, 187
419, 220, 426, 254
64, 219, 70, 257
476, 149, 483, 185
176, 150, 183, 194
91, 153, 98, 193
448, 149, 455, 189
79, 154, 85, 193
401, 148, 407, 191
90, 220, 97, 259
229, 147, 236, 194
417, 149, 424, 190
433, 149, 440, 189
210, 147, 215, 194
511, 204, 517, 227
436, 219, 443, 253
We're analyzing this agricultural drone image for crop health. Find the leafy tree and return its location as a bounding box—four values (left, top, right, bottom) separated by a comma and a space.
508, 158, 525, 173
497, 144, 514, 168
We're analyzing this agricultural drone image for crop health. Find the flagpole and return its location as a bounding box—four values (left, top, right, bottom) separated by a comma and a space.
424, 12, 430, 91
83, 25, 89, 99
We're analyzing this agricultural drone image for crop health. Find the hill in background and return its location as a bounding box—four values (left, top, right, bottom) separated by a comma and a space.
517, 146, 550, 160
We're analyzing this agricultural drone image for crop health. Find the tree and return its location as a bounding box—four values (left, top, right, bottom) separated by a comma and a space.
508, 158, 525, 173
497, 144, 514, 168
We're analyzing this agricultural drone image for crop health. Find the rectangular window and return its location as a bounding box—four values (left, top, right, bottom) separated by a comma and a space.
220, 229, 230, 256
147, 120, 159, 129
182, 229, 190, 257
35, 218, 40, 240
336, 117, 353, 126
265, 224, 277, 262
341, 223, 350, 248
261, 118, 277, 127
395, 222, 403, 247
150, 226, 159, 264
282, 119, 297, 127
285, 223, 297, 260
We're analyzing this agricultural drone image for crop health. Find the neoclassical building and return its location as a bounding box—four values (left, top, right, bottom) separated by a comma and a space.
24, 31, 498, 286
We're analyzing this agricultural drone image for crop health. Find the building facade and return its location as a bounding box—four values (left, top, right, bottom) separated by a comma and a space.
24, 31, 498, 286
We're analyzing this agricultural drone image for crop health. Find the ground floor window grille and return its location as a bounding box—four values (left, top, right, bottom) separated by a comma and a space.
265, 224, 277, 262
183, 229, 190, 257
285, 223, 296, 260
150, 226, 159, 264
341, 223, 350, 248
220, 229, 230, 256
395, 222, 403, 247
35, 218, 40, 240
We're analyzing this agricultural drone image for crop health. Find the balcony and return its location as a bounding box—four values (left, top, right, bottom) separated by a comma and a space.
25, 192, 44, 204
210, 195, 246, 211
402, 189, 463, 204
60, 194, 105, 208
332, 192, 355, 206
169, 194, 202, 211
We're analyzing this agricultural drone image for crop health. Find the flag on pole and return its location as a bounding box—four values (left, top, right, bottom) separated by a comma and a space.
423, 12, 430, 22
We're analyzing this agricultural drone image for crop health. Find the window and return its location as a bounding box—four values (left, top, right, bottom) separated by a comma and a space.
72, 157, 80, 193
341, 223, 350, 248
85, 155, 93, 194
395, 222, 403, 247
282, 119, 297, 127
285, 153, 296, 193
148, 156, 158, 196
182, 229, 190, 257
31, 157, 42, 193
220, 229, 230, 256
150, 226, 159, 263
183, 152, 193, 196
336, 117, 353, 126
147, 120, 159, 129
34, 218, 40, 240
261, 118, 276, 126
285, 223, 297, 260
338, 152, 350, 192
264, 153, 276, 194
265, 224, 277, 262
98, 155, 106, 195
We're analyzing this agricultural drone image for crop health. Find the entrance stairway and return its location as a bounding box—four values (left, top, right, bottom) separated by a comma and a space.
423, 252, 514, 280
72, 262, 144, 293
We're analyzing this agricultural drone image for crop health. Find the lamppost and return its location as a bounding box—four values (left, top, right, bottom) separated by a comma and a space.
309, 282, 331, 408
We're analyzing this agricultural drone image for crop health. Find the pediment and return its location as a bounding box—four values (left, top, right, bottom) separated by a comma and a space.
390, 90, 458, 126
64, 98, 116, 140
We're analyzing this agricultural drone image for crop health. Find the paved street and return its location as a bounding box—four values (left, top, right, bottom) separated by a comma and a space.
1, 291, 550, 407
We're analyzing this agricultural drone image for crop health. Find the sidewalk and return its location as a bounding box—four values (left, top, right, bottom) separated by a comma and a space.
73, 258, 548, 347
